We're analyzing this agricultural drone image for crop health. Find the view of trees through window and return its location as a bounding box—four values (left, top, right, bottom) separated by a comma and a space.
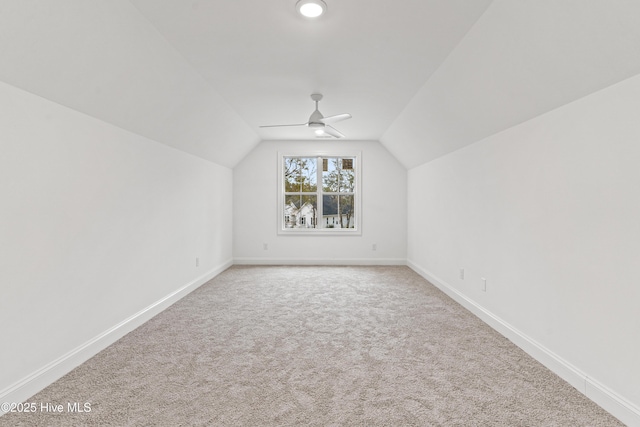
283, 156, 356, 230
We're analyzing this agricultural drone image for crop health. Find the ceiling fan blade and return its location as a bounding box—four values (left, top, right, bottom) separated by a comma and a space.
319, 113, 352, 124
259, 123, 308, 128
323, 125, 345, 139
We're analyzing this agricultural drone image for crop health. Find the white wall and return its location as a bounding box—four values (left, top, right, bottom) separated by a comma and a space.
233, 140, 406, 264
407, 73, 640, 424
0, 81, 233, 405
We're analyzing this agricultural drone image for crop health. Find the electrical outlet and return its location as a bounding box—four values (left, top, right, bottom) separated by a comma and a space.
263, 243, 268, 250
481, 277, 487, 292
460, 268, 465, 280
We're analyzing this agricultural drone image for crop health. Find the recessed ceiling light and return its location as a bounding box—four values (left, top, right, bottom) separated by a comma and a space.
296, 0, 327, 18
315, 129, 325, 135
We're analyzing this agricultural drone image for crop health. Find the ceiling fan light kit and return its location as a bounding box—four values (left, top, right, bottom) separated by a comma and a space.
260, 93, 352, 139
296, 0, 327, 18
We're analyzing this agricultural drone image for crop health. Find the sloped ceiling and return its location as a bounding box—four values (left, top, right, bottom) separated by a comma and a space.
382, 0, 640, 168
2, 1, 640, 169
0, 1, 259, 168
129, 0, 492, 145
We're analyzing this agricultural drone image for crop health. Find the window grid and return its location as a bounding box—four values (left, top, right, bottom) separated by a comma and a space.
281, 155, 359, 232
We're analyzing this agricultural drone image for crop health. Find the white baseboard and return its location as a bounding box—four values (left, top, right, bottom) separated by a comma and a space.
586, 376, 640, 427
0, 259, 232, 416
407, 259, 640, 427
233, 257, 407, 266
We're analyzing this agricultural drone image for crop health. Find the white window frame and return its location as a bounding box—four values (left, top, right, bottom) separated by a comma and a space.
278, 150, 362, 236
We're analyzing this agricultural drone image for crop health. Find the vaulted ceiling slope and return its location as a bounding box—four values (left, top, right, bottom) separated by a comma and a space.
382, 0, 640, 168
2, 1, 640, 170
129, 0, 493, 145
0, 1, 259, 168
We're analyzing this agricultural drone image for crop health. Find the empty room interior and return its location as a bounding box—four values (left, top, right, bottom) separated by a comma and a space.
1, 0, 639, 425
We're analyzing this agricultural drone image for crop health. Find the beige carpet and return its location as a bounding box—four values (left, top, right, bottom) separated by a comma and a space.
1, 266, 624, 426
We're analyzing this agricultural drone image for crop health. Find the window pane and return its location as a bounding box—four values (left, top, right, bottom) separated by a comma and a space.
299, 158, 317, 192
339, 195, 355, 228
284, 194, 317, 228
323, 194, 354, 228
322, 158, 339, 192
340, 158, 355, 192
322, 194, 338, 214
284, 157, 317, 192
322, 157, 355, 193
284, 158, 300, 192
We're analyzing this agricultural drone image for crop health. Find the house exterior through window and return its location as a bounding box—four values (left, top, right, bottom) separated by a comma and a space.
279, 153, 361, 235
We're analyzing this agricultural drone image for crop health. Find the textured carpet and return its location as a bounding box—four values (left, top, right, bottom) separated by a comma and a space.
1, 266, 624, 426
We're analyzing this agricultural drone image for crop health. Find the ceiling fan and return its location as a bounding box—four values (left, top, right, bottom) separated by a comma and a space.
260, 93, 352, 138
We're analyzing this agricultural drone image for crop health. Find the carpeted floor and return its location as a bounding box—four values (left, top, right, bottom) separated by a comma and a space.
1, 266, 624, 426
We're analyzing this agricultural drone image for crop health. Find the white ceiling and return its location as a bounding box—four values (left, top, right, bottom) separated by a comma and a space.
2, 0, 640, 168
129, 0, 492, 143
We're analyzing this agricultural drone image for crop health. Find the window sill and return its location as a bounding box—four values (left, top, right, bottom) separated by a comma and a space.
278, 228, 362, 236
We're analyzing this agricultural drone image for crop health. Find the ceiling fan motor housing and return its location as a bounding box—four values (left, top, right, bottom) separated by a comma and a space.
308, 109, 324, 128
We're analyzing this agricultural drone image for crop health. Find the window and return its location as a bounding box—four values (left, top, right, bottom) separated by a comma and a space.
279, 152, 361, 234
